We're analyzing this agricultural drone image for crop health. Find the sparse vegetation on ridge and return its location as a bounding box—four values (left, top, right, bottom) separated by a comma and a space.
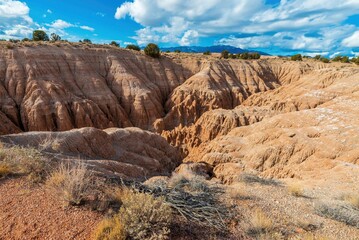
291, 54, 303, 61
144, 43, 161, 58
126, 44, 141, 51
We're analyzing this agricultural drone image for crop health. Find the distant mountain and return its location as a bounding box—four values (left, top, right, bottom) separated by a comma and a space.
160, 45, 270, 55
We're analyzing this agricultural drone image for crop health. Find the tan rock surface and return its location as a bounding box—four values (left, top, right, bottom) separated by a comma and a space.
0, 127, 181, 180
185, 65, 359, 184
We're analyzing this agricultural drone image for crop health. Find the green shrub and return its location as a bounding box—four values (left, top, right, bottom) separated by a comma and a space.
110, 41, 120, 47
203, 51, 211, 55
320, 57, 330, 63
291, 54, 303, 61
144, 43, 160, 58
126, 44, 141, 51
33, 30, 49, 41
174, 49, 181, 53
332, 55, 350, 63
221, 50, 229, 59
314, 55, 321, 60
83, 39, 92, 44
351, 56, 359, 65
50, 33, 61, 41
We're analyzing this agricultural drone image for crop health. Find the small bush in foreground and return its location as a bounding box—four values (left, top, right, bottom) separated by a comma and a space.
288, 183, 304, 197
315, 202, 359, 228
46, 162, 94, 206
343, 194, 359, 209
95, 188, 172, 240
248, 209, 273, 235
0, 145, 49, 182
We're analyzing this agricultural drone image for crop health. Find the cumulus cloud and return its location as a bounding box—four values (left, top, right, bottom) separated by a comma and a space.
0, 0, 33, 39
80, 25, 95, 31
342, 31, 359, 47
48, 19, 74, 29
115, 0, 359, 53
0, 0, 32, 22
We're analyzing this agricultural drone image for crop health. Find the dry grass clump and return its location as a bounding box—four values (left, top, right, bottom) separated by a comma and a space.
240, 173, 280, 186
315, 202, 359, 228
94, 188, 172, 240
46, 162, 94, 206
0, 145, 50, 182
0, 163, 11, 177
287, 183, 305, 197
342, 194, 359, 209
248, 209, 274, 235
298, 233, 329, 240
164, 173, 228, 229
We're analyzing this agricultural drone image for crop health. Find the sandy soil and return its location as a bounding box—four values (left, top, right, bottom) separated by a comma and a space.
0, 177, 102, 240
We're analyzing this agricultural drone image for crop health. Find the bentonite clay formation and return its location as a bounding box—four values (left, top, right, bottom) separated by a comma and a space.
1, 44, 358, 181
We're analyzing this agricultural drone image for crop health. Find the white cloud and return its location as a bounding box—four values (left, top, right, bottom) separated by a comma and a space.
342, 31, 359, 47
48, 19, 74, 29
115, 0, 359, 52
80, 25, 95, 32
96, 12, 105, 17
47, 9, 52, 14
179, 30, 199, 46
0, 0, 32, 23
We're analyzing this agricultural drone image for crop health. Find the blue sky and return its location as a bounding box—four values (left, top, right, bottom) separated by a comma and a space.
1, 0, 359, 56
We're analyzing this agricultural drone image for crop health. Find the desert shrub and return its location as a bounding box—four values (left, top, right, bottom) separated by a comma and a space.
144, 43, 160, 58
238, 52, 261, 59
332, 55, 350, 63
314, 55, 321, 60
83, 39, 92, 44
22, 38, 30, 42
94, 217, 126, 240
33, 30, 49, 41
203, 51, 211, 55
315, 202, 359, 228
248, 209, 273, 235
0, 163, 11, 177
46, 162, 94, 205
221, 50, 229, 59
126, 44, 141, 51
0, 145, 49, 182
5, 44, 14, 49
291, 54, 302, 61
9, 39, 20, 43
350, 56, 359, 65
229, 53, 236, 59
110, 41, 120, 47
287, 183, 304, 197
174, 49, 181, 53
343, 194, 359, 209
320, 57, 330, 63
95, 188, 172, 240
50, 33, 61, 42
239, 173, 280, 186
161, 173, 228, 230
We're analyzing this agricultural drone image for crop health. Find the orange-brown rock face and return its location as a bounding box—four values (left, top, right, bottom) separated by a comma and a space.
0, 127, 180, 179
0, 45, 314, 135
0, 45, 198, 133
